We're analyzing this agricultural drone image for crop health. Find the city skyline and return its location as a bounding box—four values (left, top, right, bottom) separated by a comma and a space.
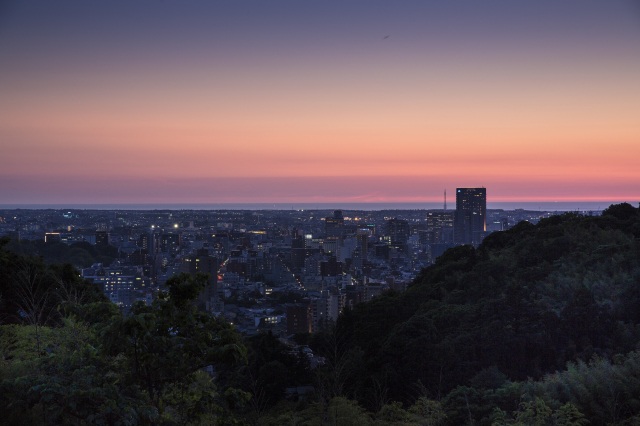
1, 1, 639, 205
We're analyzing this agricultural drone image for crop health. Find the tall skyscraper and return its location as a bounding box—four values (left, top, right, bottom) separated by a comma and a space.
454, 187, 486, 245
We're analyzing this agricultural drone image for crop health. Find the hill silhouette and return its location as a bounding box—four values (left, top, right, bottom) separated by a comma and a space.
310, 203, 640, 423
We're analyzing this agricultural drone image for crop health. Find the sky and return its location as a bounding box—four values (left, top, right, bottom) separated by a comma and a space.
1, 0, 639, 205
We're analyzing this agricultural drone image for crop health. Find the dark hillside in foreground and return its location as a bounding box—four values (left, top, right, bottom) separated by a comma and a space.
328, 203, 640, 408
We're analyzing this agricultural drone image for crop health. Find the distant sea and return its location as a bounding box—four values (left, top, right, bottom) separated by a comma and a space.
0, 201, 632, 212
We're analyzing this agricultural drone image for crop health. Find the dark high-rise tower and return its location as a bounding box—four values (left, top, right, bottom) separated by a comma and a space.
454, 187, 486, 245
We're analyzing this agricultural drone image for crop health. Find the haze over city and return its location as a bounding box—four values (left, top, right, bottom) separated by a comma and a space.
1, 1, 639, 205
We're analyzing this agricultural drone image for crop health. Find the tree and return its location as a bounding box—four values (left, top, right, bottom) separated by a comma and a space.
102, 273, 247, 419
12, 258, 56, 353
513, 397, 553, 426
554, 403, 589, 426
0, 320, 158, 425
602, 203, 638, 221
409, 397, 447, 425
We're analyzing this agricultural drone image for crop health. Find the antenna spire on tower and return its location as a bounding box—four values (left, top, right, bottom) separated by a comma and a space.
444, 189, 447, 211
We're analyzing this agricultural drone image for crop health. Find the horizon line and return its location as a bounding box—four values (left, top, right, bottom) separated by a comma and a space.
0, 200, 633, 212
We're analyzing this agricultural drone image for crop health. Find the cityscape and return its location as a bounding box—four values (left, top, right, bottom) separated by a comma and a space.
2, 1, 640, 423
1, 188, 589, 337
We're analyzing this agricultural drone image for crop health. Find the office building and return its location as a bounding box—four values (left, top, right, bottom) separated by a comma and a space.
324, 210, 345, 237
454, 187, 487, 245
426, 211, 454, 244
385, 218, 410, 252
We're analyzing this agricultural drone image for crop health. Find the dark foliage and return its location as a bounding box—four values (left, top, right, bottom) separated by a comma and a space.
0, 241, 248, 424
331, 205, 640, 414
0, 237, 108, 326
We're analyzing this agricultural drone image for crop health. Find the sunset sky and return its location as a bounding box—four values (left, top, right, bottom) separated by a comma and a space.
1, 1, 639, 205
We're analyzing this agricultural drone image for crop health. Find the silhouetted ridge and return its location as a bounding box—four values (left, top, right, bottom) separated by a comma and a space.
330, 204, 640, 417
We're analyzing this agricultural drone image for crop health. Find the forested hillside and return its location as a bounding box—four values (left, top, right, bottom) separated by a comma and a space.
307, 203, 640, 424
